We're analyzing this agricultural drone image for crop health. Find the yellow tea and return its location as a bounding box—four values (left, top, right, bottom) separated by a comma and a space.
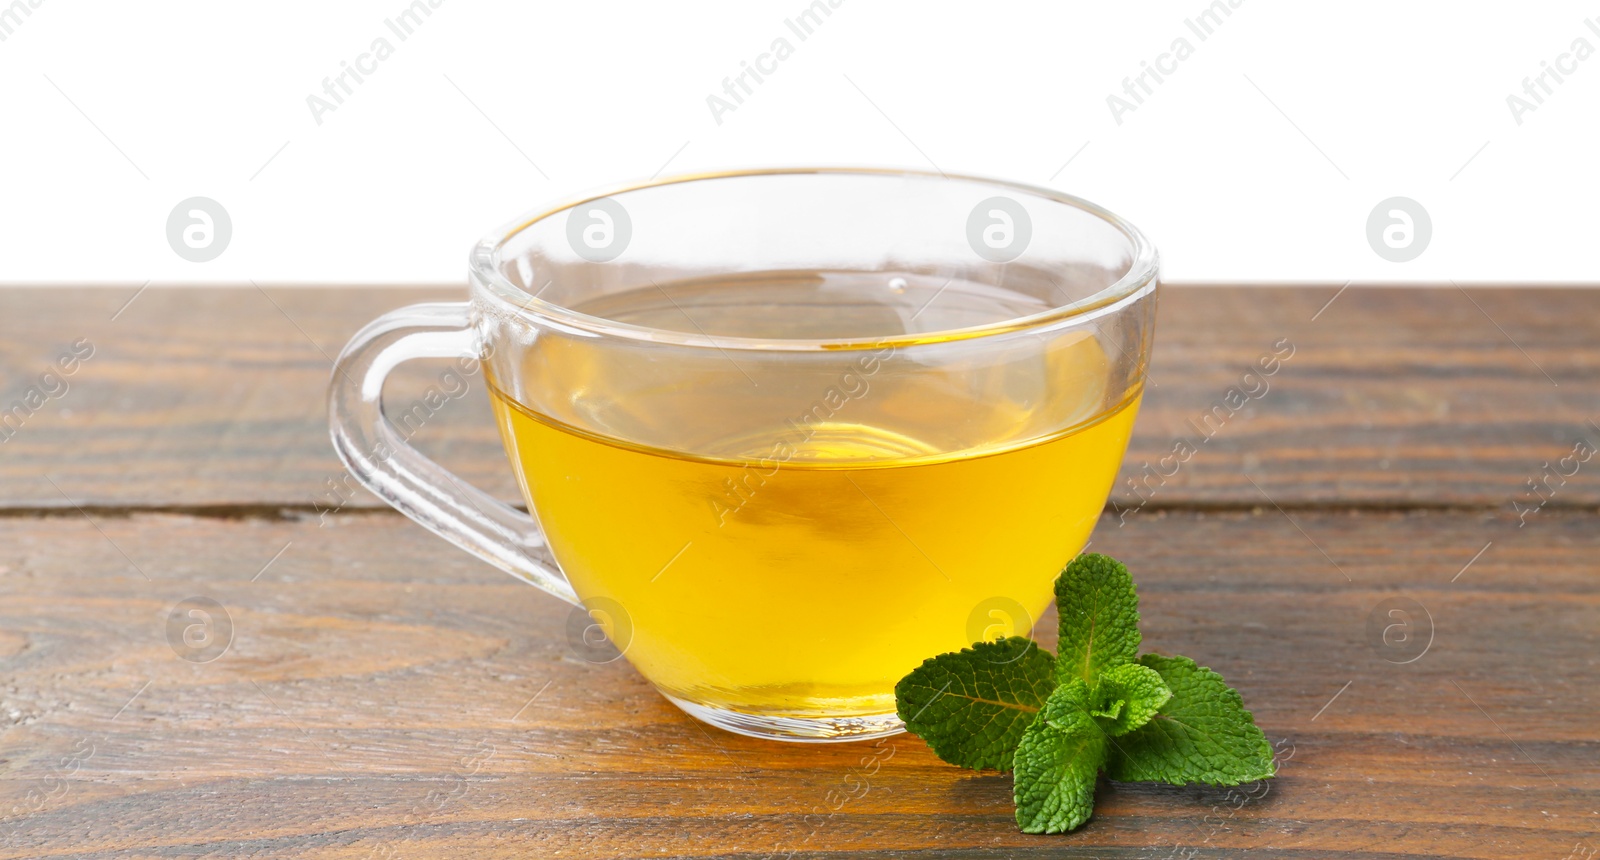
491, 389, 1138, 719
484, 272, 1140, 724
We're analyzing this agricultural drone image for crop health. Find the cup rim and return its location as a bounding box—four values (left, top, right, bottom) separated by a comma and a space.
469, 167, 1159, 352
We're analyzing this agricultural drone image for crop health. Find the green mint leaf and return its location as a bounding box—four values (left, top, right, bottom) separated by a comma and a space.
1091, 662, 1171, 736
1055, 553, 1141, 686
1106, 654, 1276, 785
1013, 679, 1108, 834
895, 636, 1057, 771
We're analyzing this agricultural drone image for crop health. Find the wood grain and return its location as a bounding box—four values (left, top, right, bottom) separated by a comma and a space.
1, 509, 1594, 859
2, 284, 1597, 859
0, 286, 1596, 510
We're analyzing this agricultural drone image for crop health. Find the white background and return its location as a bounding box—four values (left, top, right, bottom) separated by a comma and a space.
1, 0, 1596, 285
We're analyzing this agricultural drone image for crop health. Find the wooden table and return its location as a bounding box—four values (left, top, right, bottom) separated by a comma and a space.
1, 285, 1595, 859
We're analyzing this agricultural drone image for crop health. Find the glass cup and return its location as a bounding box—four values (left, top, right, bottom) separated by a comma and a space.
329, 168, 1158, 742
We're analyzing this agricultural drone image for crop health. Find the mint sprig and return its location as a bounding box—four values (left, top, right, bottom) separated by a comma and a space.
1090, 662, 1171, 736
1104, 654, 1275, 786
1054, 552, 1141, 686
1014, 679, 1104, 833
895, 637, 1055, 771
895, 553, 1276, 834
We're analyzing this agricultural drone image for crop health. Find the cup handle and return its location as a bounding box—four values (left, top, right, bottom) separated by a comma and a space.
327, 301, 580, 605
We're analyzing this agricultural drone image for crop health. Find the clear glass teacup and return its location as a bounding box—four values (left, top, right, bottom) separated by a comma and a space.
330, 168, 1157, 742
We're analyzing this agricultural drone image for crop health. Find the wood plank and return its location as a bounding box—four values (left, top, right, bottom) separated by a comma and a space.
0, 286, 1596, 510
2, 509, 1593, 858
